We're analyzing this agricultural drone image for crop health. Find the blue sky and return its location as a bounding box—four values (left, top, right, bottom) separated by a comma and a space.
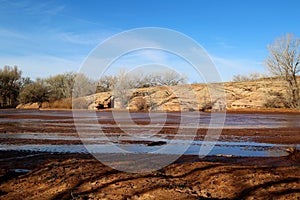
0, 0, 299, 82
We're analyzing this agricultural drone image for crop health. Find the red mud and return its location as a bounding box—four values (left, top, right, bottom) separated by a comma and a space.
0, 109, 299, 199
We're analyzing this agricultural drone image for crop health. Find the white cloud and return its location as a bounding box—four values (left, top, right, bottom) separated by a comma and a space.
56, 31, 115, 45
1, 0, 65, 16
213, 36, 236, 49
0, 54, 83, 79
211, 55, 266, 81
0, 28, 27, 39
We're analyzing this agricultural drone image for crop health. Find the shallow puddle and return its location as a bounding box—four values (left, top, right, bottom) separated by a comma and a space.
0, 110, 299, 157
0, 139, 294, 157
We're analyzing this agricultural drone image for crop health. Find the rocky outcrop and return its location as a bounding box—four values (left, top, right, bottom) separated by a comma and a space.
94, 92, 112, 110
16, 103, 41, 109
16, 78, 298, 111
91, 78, 293, 111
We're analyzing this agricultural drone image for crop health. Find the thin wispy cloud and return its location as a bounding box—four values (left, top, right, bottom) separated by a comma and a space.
56, 31, 116, 46
0, 0, 65, 16
217, 42, 236, 49
213, 36, 236, 49
212, 56, 262, 71
211, 55, 265, 81
0, 28, 27, 39
0, 54, 83, 79
121, 49, 170, 65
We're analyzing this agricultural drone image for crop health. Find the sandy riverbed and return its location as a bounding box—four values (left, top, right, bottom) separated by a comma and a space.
0, 109, 299, 199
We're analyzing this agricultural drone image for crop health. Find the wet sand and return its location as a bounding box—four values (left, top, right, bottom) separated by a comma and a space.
0, 109, 299, 199
0, 151, 299, 200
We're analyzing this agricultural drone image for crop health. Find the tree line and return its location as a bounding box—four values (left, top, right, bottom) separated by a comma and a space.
0, 69, 90, 107
0, 67, 186, 108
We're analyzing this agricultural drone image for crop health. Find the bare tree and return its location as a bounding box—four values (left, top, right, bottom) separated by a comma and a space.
97, 75, 117, 92
153, 71, 186, 86
265, 33, 300, 108
72, 73, 95, 98
112, 69, 132, 109
232, 72, 262, 82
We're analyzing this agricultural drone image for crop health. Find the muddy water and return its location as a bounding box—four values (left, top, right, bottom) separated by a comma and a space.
0, 110, 300, 157
1, 109, 300, 128
0, 139, 294, 157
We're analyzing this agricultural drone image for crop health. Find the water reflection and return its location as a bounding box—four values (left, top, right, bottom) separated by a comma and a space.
0, 110, 299, 157
0, 142, 290, 157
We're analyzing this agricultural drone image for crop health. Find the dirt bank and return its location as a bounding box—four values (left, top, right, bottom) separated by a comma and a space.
0, 151, 299, 200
